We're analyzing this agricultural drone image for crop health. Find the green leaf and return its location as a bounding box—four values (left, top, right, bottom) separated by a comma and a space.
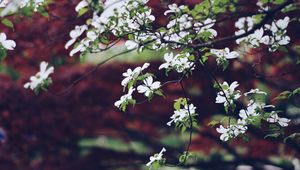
242, 134, 250, 142
173, 98, 182, 110
283, 133, 300, 143
78, 8, 89, 17
0, 48, 7, 61
155, 90, 164, 97
292, 87, 300, 95
1, 18, 13, 29
274, 91, 292, 100
207, 120, 219, 127
264, 133, 281, 139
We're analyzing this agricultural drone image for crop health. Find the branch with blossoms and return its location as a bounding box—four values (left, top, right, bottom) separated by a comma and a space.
1, 0, 298, 169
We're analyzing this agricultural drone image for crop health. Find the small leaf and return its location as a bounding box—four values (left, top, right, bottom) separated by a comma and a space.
284, 133, 300, 143
207, 120, 219, 127
78, 8, 89, 17
1, 19, 13, 29
155, 90, 164, 97
273, 91, 292, 100
292, 87, 300, 95
0, 48, 7, 61
264, 133, 281, 139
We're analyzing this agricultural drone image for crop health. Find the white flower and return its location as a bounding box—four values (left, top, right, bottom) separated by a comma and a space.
239, 101, 261, 120
24, 61, 54, 90
194, 18, 217, 38
244, 88, 267, 96
159, 52, 194, 73
0, 32, 16, 50
236, 28, 269, 47
65, 25, 88, 49
216, 125, 231, 141
257, 1, 270, 11
234, 119, 248, 136
164, 4, 185, 15
69, 38, 90, 56
146, 147, 166, 166
114, 87, 135, 108
0, 0, 9, 8
125, 40, 138, 50
75, 0, 88, 12
167, 103, 196, 126
235, 17, 254, 31
267, 112, 290, 127
159, 52, 175, 70
210, 48, 239, 59
267, 17, 289, 33
216, 120, 247, 141
86, 31, 97, 41
0, 2, 18, 17
137, 76, 161, 97
167, 14, 192, 30
216, 81, 241, 107
135, 9, 155, 24
121, 63, 150, 87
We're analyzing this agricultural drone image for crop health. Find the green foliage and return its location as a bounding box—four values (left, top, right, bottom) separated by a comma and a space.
179, 151, 198, 164
0, 64, 20, 80
1, 18, 14, 29
78, 8, 89, 17
33, 78, 53, 95
0, 48, 7, 61
265, 124, 284, 139
274, 87, 300, 100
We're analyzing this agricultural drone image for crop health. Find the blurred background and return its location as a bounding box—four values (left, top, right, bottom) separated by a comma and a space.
0, 0, 300, 169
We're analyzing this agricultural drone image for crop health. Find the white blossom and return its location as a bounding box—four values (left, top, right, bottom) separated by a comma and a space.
265, 17, 290, 51
114, 87, 135, 108
216, 81, 241, 107
167, 103, 196, 126
235, 17, 254, 31
0, 0, 9, 7
146, 147, 166, 166
244, 88, 267, 96
257, 1, 270, 12
0, 32, 16, 50
267, 112, 290, 127
24, 61, 54, 90
167, 14, 192, 30
210, 48, 239, 60
125, 40, 138, 50
137, 76, 161, 97
65, 25, 88, 49
121, 63, 150, 87
159, 52, 194, 73
239, 101, 265, 120
69, 38, 90, 56
216, 119, 247, 141
194, 18, 217, 38
164, 4, 186, 15
75, 0, 88, 12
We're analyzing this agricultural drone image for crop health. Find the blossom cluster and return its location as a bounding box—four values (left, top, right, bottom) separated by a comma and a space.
167, 101, 197, 127
159, 52, 195, 73
66, 0, 156, 56
215, 81, 290, 141
114, 63, 162, 111
210, 47, 239, 70
235, 16, 290, 51
0, 0, 45, 16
